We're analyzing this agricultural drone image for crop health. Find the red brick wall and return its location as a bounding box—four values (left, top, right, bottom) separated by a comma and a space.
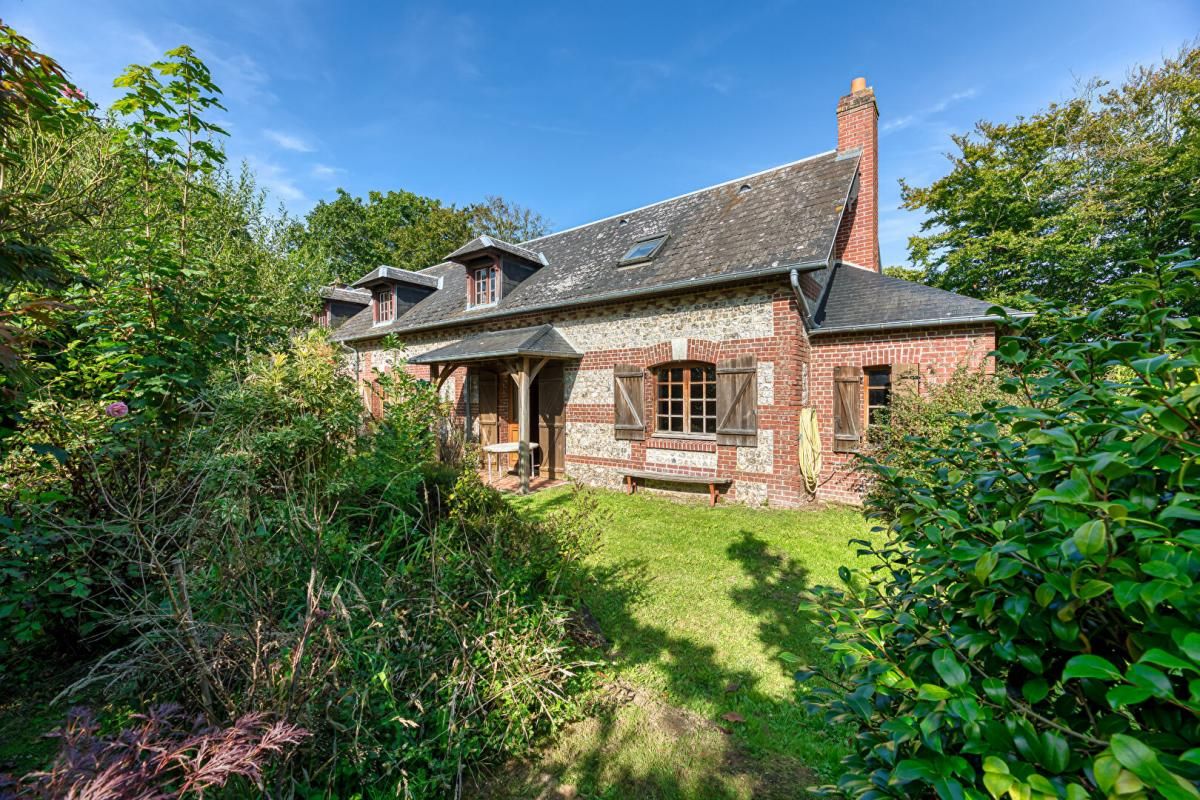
810, 324, 997, 504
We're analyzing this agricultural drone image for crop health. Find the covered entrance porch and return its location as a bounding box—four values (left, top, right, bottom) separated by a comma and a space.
409, 325, 581, 494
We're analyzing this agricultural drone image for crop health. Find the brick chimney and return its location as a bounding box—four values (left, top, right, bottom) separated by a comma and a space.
834, 77, 880, 272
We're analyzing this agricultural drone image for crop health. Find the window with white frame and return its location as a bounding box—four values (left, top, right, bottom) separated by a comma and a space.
373, 287, 394, 323
470, 264, 499, 307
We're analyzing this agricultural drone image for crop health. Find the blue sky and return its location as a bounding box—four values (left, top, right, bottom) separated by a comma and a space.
8, 0, 1197, 266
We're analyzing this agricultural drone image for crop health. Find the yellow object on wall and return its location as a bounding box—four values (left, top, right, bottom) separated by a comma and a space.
798, 408, 822, 495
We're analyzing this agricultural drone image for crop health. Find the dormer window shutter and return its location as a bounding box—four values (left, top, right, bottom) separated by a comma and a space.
716, 356, 757, 446
613, 365, 645, 441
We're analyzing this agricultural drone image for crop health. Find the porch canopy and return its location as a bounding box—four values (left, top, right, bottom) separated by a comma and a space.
410, 325, 580, 492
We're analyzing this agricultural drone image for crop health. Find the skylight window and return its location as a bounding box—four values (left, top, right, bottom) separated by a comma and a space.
619, 234, 668, 265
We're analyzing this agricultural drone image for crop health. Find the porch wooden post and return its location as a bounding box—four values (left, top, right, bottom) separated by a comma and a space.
517, 356, 531, 494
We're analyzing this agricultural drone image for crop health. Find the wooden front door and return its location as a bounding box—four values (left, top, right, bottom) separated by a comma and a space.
537, 363, 566, 480
475, 368, 500, 447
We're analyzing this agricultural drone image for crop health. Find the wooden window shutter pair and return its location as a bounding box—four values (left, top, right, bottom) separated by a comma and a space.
613, 365, 645, 440
716, 355, 757, 447
613, 357, 760, 445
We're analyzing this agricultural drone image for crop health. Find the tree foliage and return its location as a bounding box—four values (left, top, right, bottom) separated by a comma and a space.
903, 46, 1200, 312
0, 36, 312, 431
799, 236, 1200, 799
0, 26, 586, 797
296, 188, 550, 283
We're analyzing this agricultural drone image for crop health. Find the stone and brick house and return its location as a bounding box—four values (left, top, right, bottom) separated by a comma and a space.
319, 78, 1013, 506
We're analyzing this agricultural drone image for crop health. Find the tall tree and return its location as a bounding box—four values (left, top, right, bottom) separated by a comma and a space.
468, 195, 550, 243
902, 45, 1200, 311
297, 189, 549, 284
1, 30, 311, 431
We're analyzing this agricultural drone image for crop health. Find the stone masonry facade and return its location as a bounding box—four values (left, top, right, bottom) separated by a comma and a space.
348, 279, 997, 507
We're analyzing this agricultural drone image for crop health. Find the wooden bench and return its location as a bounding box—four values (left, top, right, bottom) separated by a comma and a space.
622, 470, 732, 506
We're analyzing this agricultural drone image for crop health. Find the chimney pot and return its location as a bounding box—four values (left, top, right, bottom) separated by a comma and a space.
851, 76, 867, 93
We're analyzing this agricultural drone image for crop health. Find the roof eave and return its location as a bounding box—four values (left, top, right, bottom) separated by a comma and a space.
335, 259, 828, 343
810, 311, 1033, 337
410, 347, 582, 365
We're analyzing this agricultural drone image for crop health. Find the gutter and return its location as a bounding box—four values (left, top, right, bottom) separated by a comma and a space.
810, 311, 1035, 336
789, 269, 814, 330
337, 259, 828, 343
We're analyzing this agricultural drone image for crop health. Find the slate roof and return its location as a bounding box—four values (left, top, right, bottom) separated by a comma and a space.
408, 324, 581, 364
446, 235, 548, 266
351, 265, 441, 289
813, 263, 1028, 334
332, 150, 858, 342
319, 286, 371, 304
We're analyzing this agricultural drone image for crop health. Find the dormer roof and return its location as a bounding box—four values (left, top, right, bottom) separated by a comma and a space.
351, 265, 442, 290
318, 286, 371, 304
445, 235, 548, 267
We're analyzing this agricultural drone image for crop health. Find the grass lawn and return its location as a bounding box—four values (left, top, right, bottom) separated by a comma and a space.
500, 486, 873, 799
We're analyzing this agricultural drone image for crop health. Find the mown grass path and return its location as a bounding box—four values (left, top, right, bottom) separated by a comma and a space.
500, 487, 874, 799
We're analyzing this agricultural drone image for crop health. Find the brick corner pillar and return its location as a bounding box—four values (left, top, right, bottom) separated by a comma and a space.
834, 77, 880, 273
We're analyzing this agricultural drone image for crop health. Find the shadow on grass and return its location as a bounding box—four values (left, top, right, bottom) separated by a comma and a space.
480, 498, 838, 798
725, 530, 813, 684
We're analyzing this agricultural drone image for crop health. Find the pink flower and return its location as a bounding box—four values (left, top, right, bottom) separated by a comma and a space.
60, 86, 86, 101
104, 401, 129, 418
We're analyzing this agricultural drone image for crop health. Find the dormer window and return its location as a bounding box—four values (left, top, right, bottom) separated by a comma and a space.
469, 263, 499, 308
619, 234, 668, 265
373, 287, 394, 324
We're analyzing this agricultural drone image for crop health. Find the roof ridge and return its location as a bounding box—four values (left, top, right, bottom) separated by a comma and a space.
517, 149, 838, 246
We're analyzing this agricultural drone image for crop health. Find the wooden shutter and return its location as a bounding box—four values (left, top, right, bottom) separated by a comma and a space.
716, 356, 757, 447
366, 378, 385, 419
475, 369, 499, 446
537, 363, 566, 479
893, 362, 920, 399
833, 366, 862, 453
613, 365, 645, 441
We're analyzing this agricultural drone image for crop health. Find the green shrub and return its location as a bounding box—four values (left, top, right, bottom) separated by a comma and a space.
799, 246, 1200, 799
4, 330, 591, 797
865, 366, 1005, 514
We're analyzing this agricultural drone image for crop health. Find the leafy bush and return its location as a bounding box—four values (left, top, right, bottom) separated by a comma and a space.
4, 330, 591, 797
865, 366, 1005, 513
799, 245, 1200, 799
0, 27, 585, 797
